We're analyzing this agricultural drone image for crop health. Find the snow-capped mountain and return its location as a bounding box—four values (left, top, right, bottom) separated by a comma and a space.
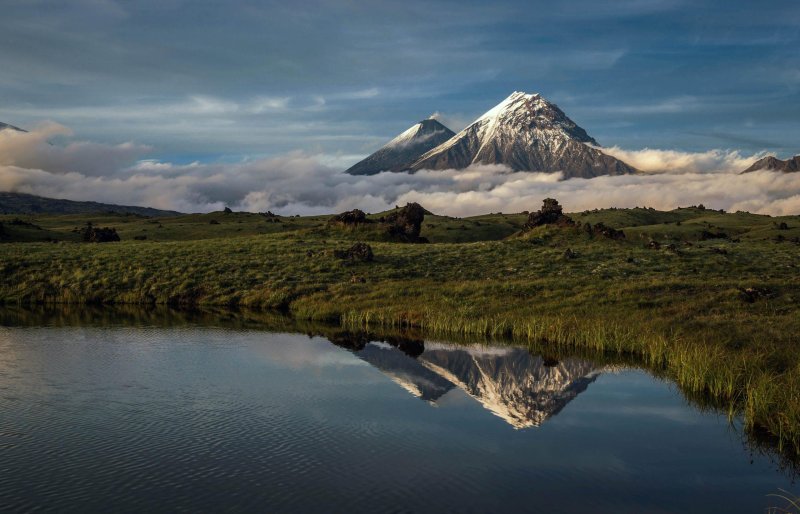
333, 335, 609, 428
418, 343, 604, 428
410, 91, 637, 179
345, 118, 455, 175
742, 155, 800, 173
0, 121, 25, 132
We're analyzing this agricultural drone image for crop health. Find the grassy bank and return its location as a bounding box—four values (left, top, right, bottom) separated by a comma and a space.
1, 205, 800, 456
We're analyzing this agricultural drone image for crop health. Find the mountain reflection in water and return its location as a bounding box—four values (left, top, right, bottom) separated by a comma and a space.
329, 332, 607, 428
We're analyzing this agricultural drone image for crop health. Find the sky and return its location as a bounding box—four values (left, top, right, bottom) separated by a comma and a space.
1, 0, 799, 214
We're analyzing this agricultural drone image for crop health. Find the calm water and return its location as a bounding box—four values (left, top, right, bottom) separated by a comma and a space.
0, 320, 795, 513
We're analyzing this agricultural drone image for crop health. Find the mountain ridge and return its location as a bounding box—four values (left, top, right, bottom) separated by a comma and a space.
0, 192, 181, 217
742, 155, 800, 173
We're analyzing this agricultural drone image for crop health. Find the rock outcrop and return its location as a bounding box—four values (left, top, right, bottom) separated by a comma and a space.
382, 202, 428, 242
523, 198, 574, 229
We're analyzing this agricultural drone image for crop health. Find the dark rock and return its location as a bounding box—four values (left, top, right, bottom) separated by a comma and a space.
329, 209, 371, 226
328, 331, 370, 351
700, 230, 729, 240
563, 248, 577, 260
778, 222, 789, 230
81, 222, 120, 243
542, 356, 560, 367
738, 287, 774, 303
334, 242, 374, 262
383, 202, 427, 242
524, 198, 574, 229
590, 222, 625, 240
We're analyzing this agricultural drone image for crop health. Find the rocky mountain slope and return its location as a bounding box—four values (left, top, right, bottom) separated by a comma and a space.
345, 118, 455, 175
410, 91, 637, 178
742, 155, 800, 173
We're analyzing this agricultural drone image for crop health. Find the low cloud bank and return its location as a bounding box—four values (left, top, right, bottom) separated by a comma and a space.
0, 124, 798, 216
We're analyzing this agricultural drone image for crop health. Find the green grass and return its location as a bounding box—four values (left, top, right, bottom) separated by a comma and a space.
1, 205, 800, 460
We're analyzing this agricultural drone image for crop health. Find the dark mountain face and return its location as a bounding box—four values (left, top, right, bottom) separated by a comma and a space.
345, 118, 455, 175
0, 192, 181, 217
742, 155, 800, 173
0, 122, 26, 132
410, 91, 637, 179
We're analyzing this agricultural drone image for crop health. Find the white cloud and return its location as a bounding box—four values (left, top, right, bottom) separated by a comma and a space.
1, 124, 798, 216
599, 146, 762, 174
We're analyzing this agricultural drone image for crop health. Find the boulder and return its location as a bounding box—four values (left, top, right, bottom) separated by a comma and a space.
334, 242, 374, 262
383, 202, 427, 242
81, 223, 120, 243
329, 209, 371, 226
589, 222, 625, 240
524, 198, 574, 229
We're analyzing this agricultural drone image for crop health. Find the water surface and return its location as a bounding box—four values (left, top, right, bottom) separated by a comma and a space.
0, 319, 794, 513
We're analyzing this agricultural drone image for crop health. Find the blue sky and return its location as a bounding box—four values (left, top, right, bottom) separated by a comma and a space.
2, 0, 799, 165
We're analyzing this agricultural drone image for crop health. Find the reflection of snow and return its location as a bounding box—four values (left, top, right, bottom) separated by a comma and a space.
350, 338, 614, 429
420, 348, 604, 429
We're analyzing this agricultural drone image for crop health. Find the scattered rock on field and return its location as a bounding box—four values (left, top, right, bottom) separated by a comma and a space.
334, 242, 374, 262
81, 222, 120, 243
738, 287, 774, 303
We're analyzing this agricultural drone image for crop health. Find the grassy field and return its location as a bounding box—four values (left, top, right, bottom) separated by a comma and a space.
1, 203, 800, 460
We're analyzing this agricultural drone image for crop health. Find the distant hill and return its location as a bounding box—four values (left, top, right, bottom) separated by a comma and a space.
742, 155, 800, 173
0, 192, 181, 217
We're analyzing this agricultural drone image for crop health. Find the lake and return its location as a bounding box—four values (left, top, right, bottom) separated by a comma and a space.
0, 309, 795, 513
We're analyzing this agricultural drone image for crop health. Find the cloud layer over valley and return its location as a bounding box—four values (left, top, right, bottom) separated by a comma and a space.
1, 125, 798, 217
